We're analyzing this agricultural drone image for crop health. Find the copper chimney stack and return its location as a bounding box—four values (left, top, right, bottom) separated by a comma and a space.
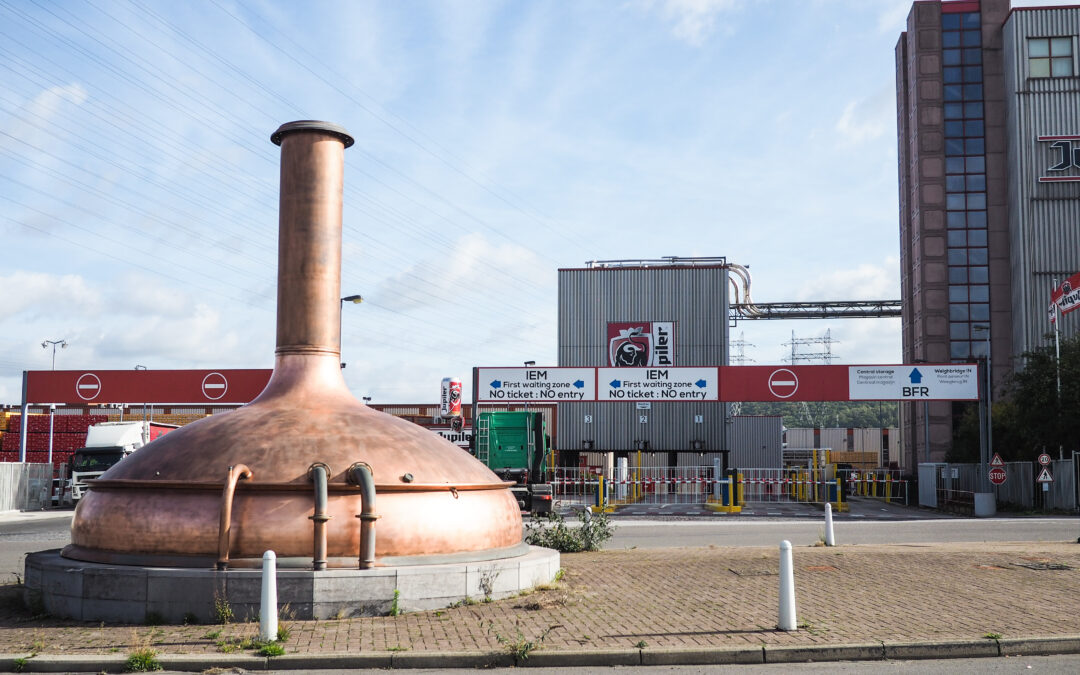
65, 122, 523, 568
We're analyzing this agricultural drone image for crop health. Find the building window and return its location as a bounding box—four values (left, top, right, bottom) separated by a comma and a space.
1029, 37, 1074, 78
941, 9, 988, 363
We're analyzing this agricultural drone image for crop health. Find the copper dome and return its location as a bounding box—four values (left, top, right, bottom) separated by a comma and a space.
65, 122, 523, 568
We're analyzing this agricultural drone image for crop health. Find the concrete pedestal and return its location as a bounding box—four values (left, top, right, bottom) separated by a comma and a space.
24, 546, 559, 623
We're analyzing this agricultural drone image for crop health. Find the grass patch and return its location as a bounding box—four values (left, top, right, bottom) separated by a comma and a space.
123, 647, 161, 672
258, 641, 285, 657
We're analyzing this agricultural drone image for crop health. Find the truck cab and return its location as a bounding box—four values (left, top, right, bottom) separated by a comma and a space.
475, 411, 553, 513
69, 421, 177, 502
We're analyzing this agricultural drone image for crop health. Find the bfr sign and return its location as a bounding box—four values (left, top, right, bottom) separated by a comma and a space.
848, 365, 979, 401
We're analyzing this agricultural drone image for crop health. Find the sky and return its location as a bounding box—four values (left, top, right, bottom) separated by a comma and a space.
0, 0, 1070, 405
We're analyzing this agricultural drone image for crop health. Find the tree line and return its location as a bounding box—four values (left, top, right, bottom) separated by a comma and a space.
951, 333, 1080, 463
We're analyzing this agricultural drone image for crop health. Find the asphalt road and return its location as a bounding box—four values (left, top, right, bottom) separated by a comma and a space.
3, 510, 1080, 583
604, 516, 1080, 549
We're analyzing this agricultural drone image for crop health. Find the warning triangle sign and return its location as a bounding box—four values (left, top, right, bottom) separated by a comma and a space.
1037, 467, 1054, 483
990, 453, 1005, 467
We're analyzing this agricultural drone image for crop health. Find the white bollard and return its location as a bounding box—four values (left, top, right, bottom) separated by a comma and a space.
778, 540, 797, 631
824, 502, 836, 547
260, 550, 278, 642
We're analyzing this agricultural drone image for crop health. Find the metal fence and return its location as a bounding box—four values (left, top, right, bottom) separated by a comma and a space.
552, 466, 848, 508
918, 460, 1078, 512
837, 468, 909, 505
551, 466, 719, 507
740, 468, 841, 505
0, 462, 52, 512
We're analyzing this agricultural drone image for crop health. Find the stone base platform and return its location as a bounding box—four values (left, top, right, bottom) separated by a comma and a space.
24, 546, 560, 623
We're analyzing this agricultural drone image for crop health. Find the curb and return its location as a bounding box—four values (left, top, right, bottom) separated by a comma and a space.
764, 642, 884, 663
4, 636, 1080, 671
882, 638, 1000, 660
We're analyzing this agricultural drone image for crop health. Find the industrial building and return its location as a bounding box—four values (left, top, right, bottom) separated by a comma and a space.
895, 0, 1080, 466
555, 257, 783, 471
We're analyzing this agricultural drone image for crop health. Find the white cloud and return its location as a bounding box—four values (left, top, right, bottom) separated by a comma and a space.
634, 0, 742, 46
796, 257, 900, 302
876, 0, 912, 34
835, 88, 895, 145
0, 271, 102, 318
371, 232, 550, 312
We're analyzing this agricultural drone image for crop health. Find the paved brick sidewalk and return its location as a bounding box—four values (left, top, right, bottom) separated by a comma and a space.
2, 541, 1079, 659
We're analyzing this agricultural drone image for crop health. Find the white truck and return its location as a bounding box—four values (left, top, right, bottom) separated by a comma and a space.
68, 421, 177, 502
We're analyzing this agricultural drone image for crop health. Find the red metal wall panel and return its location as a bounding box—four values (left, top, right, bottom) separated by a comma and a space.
25, 370, 272, 405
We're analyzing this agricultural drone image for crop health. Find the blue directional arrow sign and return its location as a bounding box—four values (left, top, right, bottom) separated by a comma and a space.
695, 379, 707, 389
909, 368, 922, 384
610, 380, 622, 388
477, 367, 597, 402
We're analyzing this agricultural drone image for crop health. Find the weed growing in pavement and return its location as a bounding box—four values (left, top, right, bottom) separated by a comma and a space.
387, 645, 408, 651
984, 632, 1003, 640
277, 623, 291, 642
524, 510, 614, 553
12, 657, 27, 673
202, 629, 222, 640
478, 565, 500, 601
212, 594, 233, 624
485, 620, 560, 661
124, 630, 161, 672
798, 620, 827, 636
389, 589, 402, 616
28, 632, 45, 654
634, 640, 647, 649
258, 641, 285, 657
123, 647, 161, 672
448, 596, 478, 609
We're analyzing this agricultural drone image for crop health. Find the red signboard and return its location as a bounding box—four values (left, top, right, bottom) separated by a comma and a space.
718, 365, 849, 402
988, 467, 1007, 486
25, 369, 272, 405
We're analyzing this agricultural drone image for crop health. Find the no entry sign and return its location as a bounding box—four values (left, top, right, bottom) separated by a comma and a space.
25, 369, 272, 405
767, 369, 799, 399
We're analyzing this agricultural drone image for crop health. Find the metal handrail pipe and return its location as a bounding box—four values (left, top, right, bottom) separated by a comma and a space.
308, 463, 331, 571
348, 462, 379, 569
216, 464, 252, 570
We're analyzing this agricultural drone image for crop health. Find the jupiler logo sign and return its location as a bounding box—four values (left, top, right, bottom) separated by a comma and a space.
1039, 135, 1080, 183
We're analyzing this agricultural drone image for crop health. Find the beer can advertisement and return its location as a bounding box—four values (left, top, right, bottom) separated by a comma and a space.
440, 377, 462, 417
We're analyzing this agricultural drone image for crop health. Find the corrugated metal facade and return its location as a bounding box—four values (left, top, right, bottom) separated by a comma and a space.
726, 415, 783, 468
575, 415, 781, 468
556, 263, 731, 455
1002, 7, 1080, 356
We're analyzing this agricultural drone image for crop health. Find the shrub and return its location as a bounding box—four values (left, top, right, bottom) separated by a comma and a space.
524, 509, 614, 553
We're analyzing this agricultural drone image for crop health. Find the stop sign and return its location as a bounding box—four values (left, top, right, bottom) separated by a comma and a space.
988, 466, 1007, 485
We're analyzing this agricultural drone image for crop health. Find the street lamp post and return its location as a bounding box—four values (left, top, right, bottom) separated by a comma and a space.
523, 361, 535, 412
340, 295, 363, 369
47, 404, 56, 467
135, 365, 149, 440
41, 339, 67, 370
